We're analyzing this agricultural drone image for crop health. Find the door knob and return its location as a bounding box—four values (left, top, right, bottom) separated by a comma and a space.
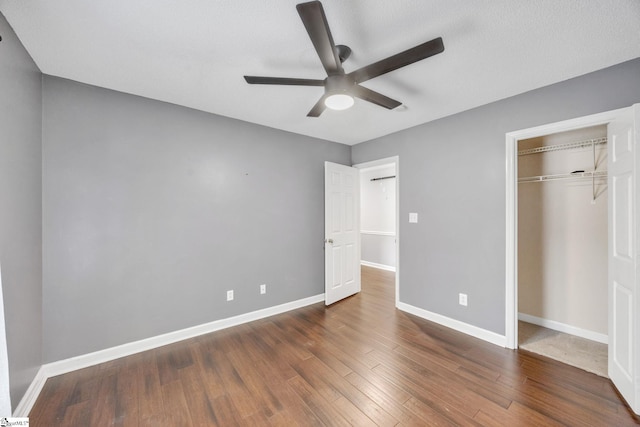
325, 238, 334, 244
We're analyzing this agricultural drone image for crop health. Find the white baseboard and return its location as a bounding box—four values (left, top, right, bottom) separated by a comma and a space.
397, 302, 507, 348
12, 366, 47, 417
13, 293, 324, 417
518, 312, 608, 344
360, 260, 396, 272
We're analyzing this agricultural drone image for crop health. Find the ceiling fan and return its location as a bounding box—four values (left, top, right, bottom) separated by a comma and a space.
244, 1, 445, 117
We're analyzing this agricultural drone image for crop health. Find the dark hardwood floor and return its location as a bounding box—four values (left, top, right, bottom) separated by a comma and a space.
30, 266, 640, 426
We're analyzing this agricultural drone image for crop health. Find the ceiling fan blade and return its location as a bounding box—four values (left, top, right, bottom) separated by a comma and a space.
296, 1, 344, 76
307, 96, 327, 117
244, 76, 325, 86
350, 85, 402, 110
348, 37, 444, 84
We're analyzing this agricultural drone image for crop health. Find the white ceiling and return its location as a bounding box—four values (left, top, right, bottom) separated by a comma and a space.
1, 1, 639, 145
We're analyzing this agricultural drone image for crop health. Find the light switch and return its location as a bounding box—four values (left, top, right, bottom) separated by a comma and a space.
409, 213, 418, 223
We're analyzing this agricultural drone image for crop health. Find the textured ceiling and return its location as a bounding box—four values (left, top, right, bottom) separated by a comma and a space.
1, 0, 639, 145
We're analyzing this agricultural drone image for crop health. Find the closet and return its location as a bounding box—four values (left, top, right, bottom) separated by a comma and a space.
517, 125, 608, 375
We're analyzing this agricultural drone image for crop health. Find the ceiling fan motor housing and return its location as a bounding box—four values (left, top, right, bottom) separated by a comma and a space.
325, 74, 355, 96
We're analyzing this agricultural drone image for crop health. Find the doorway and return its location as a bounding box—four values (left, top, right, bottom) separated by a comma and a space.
354, 156, 399, 306
516, 125, 608, 376
505, 106, 640, 409
505, 108, 628, 350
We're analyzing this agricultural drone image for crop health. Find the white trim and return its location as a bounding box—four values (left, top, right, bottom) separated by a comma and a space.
0, 264, 11, 416
360, 261, 396, 272
505, 129, 517, 349
398, 302, 507, 348
354, 156, 400, 307
12, 293, 324, 416
360, 230, 396, 237
518, 313, 608, 344
12, 366, 47, 417
505, 107, 628, 350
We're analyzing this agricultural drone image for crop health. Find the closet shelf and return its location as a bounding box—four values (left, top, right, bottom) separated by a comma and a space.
518, 137, 607, 156
518, 170, 607, 183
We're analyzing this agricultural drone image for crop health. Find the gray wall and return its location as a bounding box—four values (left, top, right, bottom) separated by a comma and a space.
42, 76, 350, 362
352, 57, 640, 335
361, 234, 396, 268
0, 15, 43, 410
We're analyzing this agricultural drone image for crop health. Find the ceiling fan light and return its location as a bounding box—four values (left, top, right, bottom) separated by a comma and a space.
324, 94, 354, 111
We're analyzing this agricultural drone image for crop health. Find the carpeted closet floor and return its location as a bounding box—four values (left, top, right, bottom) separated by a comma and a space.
518, 321, 608, 378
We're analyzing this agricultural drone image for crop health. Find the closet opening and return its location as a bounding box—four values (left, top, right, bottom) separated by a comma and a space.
517, 125, 608, 377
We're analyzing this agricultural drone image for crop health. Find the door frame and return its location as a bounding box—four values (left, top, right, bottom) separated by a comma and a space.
0, 264, 12, 415
353, 156, 400, 307
505, 107, 628, 349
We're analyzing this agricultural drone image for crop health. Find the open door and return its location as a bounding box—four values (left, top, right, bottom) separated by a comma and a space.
609, 104, 640, 413
0, 265, 11, 415
324, 161, 361, 305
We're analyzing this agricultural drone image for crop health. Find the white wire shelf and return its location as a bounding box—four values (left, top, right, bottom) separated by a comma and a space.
518, 170, 608, 183
518, 137, 607, 156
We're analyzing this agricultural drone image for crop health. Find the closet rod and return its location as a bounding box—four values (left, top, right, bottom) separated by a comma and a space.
518, 137, 607, 156
371, 175, 396, 181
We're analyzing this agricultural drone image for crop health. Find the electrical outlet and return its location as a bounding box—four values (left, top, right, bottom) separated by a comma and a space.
227, 290, 234, 301
459, 293, 467, 306
260, 284, 266, 294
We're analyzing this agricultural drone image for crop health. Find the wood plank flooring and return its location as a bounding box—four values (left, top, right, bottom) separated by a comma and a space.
30, 267, 640, 425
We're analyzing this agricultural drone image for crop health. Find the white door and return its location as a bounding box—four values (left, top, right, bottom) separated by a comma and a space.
608, 104, 640, 413
325, 161, 361, 305
0, 265, 11, 415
